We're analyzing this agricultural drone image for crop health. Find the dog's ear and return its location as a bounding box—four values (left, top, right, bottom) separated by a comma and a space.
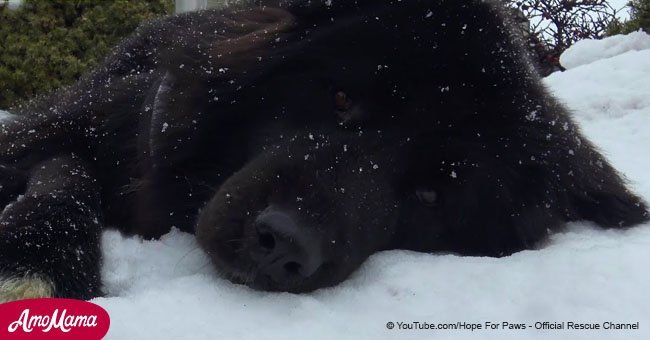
142, 7, 295, 168
160, 7, 294, 79
139, 71, 186, 169
565, 144, 649, 228
209, 7, 294, 62
138, 70, 224, 169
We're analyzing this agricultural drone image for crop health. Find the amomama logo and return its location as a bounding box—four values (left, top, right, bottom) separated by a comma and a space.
0, 298, 110, 339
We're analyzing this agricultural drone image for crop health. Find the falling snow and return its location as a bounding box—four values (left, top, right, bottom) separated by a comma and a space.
1, 29, 649, 340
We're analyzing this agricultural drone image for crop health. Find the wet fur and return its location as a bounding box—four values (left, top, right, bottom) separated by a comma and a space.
0, 0, 647, 297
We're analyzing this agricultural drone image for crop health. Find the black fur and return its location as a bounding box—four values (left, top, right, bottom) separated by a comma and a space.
0, 155, 102, 299
0, 0, 647, 297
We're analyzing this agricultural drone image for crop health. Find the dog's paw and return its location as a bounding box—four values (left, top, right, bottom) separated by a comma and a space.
0, 274, 54, 303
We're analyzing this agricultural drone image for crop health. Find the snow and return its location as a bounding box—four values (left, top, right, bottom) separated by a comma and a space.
3, 31, 650, 339
93, 31, 650, 340
560, 30, 650, 70
549, 39, 650, 122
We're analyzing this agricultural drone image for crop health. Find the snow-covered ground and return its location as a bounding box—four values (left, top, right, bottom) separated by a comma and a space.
2, 31, 649, 340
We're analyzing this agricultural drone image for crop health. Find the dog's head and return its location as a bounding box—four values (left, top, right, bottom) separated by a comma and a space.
189, 0, 532, 291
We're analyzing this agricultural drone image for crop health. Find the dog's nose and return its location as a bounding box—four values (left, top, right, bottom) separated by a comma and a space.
252, 209, 323, 283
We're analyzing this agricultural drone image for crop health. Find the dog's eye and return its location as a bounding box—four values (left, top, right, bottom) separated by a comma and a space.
415, 188, 437, 206
335, 91, 351, 112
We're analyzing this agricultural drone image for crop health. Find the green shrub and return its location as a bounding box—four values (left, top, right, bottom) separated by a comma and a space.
0, 0, 172, 109
608, 0, 650, 35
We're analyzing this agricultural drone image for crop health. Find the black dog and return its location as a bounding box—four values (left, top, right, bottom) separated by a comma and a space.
0, 0, 647, 300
